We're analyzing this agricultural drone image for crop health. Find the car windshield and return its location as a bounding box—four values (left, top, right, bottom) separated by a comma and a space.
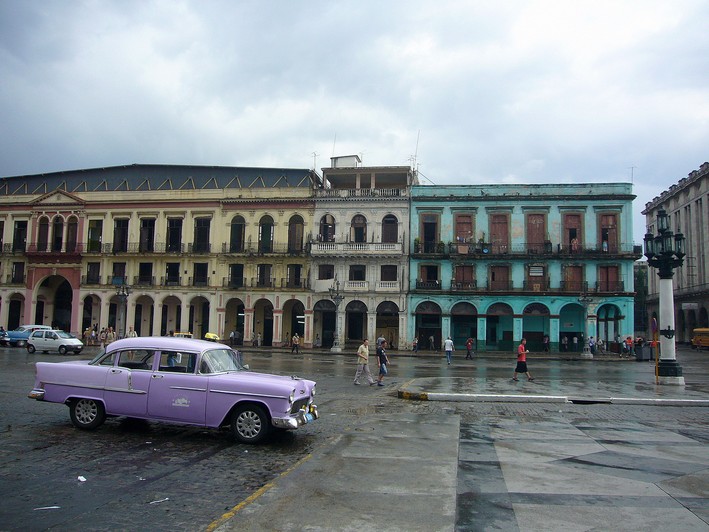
200, 349, 246, 374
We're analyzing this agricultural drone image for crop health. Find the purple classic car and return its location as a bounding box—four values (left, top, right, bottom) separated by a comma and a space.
28, 337, 318, 444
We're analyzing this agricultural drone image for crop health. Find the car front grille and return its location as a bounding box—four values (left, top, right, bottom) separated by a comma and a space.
290, 397, 310, 414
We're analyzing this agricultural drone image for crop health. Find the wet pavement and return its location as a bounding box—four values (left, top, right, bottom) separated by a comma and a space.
214, 348, 709, 531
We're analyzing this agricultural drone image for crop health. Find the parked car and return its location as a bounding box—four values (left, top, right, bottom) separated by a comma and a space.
28, 337, 318, 444
692, 328, 709, 350
1, 324, 52, 347
27, 329, 83, 355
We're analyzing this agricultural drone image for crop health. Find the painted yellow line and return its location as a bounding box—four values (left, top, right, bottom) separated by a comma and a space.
205, 452, 314, 532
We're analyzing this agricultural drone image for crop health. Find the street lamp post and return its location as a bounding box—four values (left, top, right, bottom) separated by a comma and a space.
578, 293, 593, 359
644, 209, 685, 385
329, 280, 345, 353
115, 284, 132, 340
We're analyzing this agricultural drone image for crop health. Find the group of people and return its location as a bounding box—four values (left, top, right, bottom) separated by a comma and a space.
353, 336, 390, 387
82, 325, 137, 346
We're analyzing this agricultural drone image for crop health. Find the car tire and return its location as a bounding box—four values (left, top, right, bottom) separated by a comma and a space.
231, 404, 270, 444
59, 346, 68, 355
27, 344, 36, 354
69, 398, 106, 430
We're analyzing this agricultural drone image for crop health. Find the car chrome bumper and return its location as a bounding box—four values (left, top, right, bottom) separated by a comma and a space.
28, 388, 45, 400
272, 404, 318, 430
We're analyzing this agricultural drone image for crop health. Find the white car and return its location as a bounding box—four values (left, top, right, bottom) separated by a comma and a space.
27, 330, 84, 355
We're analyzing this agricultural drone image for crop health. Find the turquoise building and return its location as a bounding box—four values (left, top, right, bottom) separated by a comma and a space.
408, 183, 640, 352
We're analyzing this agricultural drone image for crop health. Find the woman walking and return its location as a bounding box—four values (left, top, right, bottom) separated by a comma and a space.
512, 338, 534, 381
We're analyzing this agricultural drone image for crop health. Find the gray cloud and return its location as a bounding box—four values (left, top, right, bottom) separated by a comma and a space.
1, 0, 708, 242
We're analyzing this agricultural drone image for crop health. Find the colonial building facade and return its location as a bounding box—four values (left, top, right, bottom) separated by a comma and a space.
409, 184, 640, 352
642, 162, 709, 341
1, 162, 640, 352
309, 156, 415, 350
0, 164, 319, 345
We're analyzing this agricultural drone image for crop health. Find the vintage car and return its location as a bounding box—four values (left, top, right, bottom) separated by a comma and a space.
28, 337, 318, 444
1, 324, 53, 347
27, 329, 84, 355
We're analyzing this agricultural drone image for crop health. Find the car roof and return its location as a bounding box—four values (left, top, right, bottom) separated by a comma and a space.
106, 336, 226, 352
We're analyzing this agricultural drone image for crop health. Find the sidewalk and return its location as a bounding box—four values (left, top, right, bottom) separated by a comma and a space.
211, 349, 709, 532
212, 413, 461, 532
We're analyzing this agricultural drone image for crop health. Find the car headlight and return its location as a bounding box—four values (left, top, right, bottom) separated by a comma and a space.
311, 384, 316, 397
289, 389, 295, 404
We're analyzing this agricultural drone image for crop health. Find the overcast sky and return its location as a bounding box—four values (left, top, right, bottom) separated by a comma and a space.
2, 1, 708, 242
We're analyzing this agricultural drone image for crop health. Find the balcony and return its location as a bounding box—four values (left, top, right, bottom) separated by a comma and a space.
161, 276, 182, 287
252, 277, 274, 289
450, 280, 478, 292
133, 276, 155, 287
344, 280, 369, 291
6, 274, 26, 285
24, 242, 84, 263
310, 241, 403, 256
82, 275, 102, 285
279, 278, 311, 290
223, 277, 246, 288
522, 279, 550, 292
315, 188, 407, 199
413, 241, 643, 260
595, 281, 625, 293
560, 281, 589, 292
416, 279, 441, 290
376, 280, 400, 291
190, 276, 210, 287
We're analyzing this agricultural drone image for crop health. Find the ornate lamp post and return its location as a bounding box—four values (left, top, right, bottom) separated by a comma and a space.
328, 280, 345, 353
115, 284, 132, 339
578, 293, 593, 359
644, 209, 685, 385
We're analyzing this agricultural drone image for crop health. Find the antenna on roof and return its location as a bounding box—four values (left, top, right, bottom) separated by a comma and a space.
410, 130, 421, 170
628, 166, 637, 183
312, 152, 319, 170
331, 134, 337, 157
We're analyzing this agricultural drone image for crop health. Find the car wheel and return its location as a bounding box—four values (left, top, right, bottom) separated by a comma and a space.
231, 404, 270, 444
59, 346, 68, 355
27, 344, 36, 354
69, 398, 106, 430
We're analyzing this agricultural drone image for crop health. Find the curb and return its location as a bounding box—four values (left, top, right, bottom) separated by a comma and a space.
397, 389, 709, 406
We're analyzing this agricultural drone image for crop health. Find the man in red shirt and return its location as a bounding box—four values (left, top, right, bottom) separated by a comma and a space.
513, 338, 534, 381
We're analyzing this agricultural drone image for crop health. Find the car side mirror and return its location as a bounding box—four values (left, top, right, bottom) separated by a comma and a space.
242, 364, 250, 371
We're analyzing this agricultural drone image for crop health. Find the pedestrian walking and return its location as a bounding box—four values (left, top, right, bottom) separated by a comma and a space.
542, 334, 550, 352
588, 336, 596, 355
561, 336, 568, 352
412, 336, 418, 353
376, 340, 390, 386
444, 336, 454, 365
512, 338, 534, 381
353, 338, 375, 386
127, 326, 138, 338
376, 334, 386, 347
106, 326, 116, 345
229, 330, 235, 346
572, 335, 579, 352
465, 337, 474, 359
291, 333, 300, 354
429, 334, 435, 351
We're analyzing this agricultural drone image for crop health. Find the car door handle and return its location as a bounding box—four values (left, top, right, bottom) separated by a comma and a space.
152, 374, 164, 379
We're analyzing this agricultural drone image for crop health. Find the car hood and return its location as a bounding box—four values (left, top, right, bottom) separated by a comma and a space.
212, 370, 315, 393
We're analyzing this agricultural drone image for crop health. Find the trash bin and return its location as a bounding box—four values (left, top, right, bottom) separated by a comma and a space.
635, 346, 651, 361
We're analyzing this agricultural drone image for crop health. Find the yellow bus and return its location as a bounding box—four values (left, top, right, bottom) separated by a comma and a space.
691, 328, 709, 350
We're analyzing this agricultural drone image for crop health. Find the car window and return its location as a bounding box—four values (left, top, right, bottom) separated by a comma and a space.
158, 351, 197, 374
98, 352, 118, 366
200, 349, 244, 374
117, 350, 155, 370
49, 333, 59, 340
57, 331, 73, 339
